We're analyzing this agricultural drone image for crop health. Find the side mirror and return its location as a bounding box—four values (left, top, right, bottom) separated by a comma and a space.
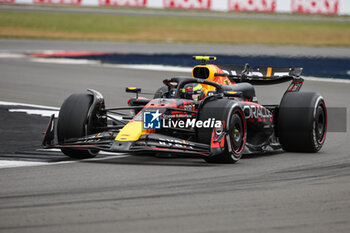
126, 87, 141, 98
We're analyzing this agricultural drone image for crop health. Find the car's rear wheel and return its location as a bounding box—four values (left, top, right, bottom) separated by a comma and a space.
278, 92, 327, 152
197, 99, 246, 163
57, 93, 105, 159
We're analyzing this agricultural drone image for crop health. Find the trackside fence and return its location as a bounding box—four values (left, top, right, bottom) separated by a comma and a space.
2, 0, 350, 16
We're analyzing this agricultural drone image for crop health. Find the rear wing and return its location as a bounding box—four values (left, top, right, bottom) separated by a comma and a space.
215, 64, 304, 92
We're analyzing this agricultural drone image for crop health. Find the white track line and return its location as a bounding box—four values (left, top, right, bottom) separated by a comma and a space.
30, 58, 100, 65
0, 154, 129, 169
0, 161, 49, 169
102, 64, 193, 73
8, 109, 59, 118
30, 57, 192, 72
0, 101, 59, 110
0, 101, 129, 169
0, 53, 26, 58
1, 100, 123, 120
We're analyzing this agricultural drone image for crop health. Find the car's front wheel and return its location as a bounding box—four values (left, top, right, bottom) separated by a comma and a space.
57, 93, 106, 159
197, 99, 246, 163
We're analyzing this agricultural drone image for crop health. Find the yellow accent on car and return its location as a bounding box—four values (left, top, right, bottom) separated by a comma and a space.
115, 121, 147, 141
192, 65, 218, 82
94, 133, 101, 142
127, 87, 136, 90
192, 64, 218, 94
226, 91, 237, 94
193, 56, 216, 61
266, 67, 272, 77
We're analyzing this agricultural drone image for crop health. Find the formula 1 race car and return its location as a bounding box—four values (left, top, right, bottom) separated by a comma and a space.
42, 56, 327, 163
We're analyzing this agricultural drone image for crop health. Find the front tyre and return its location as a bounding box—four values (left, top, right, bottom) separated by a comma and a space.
57, 93, 103, 159
197, 99, 246, 163
278, 92, 327, 152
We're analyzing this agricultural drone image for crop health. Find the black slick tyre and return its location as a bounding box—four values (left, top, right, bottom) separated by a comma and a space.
278, 92, 327, 152
197, 99, 246, 163
57, 93, 99, 159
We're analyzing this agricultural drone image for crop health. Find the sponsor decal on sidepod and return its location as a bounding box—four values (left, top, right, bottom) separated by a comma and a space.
143, 110, 221, 129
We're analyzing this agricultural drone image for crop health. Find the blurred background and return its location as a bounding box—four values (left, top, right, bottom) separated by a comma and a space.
1, 0, 350, 78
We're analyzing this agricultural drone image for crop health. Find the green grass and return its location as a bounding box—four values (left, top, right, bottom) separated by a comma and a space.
1, 11, 350, 46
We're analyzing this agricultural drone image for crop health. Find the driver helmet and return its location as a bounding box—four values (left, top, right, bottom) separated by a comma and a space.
181, 83, 205, 101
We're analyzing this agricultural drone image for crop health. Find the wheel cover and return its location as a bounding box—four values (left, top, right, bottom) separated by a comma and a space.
228, 110, 246, 155
315, 103, 327, 144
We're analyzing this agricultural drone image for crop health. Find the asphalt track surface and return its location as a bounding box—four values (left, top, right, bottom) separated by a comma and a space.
1, 40, 350, 233
2, 38, 350, 58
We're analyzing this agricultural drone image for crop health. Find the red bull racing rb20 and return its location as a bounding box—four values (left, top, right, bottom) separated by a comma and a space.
43, 56, 327, 163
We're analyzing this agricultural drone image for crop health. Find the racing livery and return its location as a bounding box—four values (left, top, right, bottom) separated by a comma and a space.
43, 56, 327, 163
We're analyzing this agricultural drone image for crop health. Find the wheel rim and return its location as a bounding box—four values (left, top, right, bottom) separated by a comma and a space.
315, 104, 326, 144
232, 122, 242, 148
228, 111, 245, 155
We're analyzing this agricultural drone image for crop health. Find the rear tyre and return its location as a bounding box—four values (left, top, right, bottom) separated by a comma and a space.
278, 92, 327, 152
57, 93, 103, 159
197, 99, 246, 163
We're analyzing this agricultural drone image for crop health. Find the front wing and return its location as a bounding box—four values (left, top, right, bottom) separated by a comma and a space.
42, 115, 212, 156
